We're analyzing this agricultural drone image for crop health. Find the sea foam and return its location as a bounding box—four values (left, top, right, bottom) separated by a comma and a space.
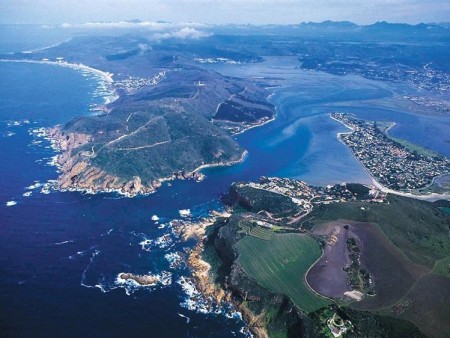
179, 209, 191, 218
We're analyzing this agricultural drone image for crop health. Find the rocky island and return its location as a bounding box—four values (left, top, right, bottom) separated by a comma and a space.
119, 272, 160, 286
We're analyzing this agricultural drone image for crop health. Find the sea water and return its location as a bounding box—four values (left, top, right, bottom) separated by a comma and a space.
1, 53, 450, 337
0, 61, 250, 337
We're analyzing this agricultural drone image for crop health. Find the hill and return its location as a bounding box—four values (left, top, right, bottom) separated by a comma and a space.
9, 35, 275, 195
199, 179, 450, 337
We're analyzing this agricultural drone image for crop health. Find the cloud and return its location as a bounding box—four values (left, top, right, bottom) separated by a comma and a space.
60, 21, 212, 42
137, 43, 152, 54
60, 20, 208, 30
151, 27, 212, 41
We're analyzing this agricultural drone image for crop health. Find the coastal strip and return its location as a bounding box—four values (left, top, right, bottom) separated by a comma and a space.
170, 213, 251, 330
231, 114, 276, 136
37, 125, 249, 197
331, 113, 450, 201
193, 149, 248, 174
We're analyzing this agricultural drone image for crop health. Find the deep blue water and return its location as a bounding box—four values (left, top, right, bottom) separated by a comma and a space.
0, 61, 250, 338
1, 55, 450, 337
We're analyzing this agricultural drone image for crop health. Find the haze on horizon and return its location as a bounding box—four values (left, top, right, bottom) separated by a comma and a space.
1, 0, 450, 26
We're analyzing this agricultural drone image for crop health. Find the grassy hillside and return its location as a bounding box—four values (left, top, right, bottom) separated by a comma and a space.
306, 194, 450, 337
309, 194, 450, 268
236, 233, 330, 313
206, 181, 449, 337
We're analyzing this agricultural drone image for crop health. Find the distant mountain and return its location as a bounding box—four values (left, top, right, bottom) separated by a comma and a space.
295, 20, 449, 33
366, 21, 445, 31
435, 22, 450, 29
297, 20, 359, 29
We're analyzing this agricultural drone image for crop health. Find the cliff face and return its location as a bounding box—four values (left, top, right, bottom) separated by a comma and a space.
222, 182, 303, 218
205, 215, 309, 338
221, 184, 254, 210
48, 126, 160, 196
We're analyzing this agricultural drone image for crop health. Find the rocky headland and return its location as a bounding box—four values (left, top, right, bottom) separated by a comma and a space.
47, 126, 162, 196
12, 35, 277, 197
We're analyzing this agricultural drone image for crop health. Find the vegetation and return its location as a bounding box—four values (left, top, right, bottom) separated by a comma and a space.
376, 121, 439, 158
214, 99, 274, 123
308, 194, 450, 268
345, 237, 372, 293
247, 225, 274, 241
203, 180, 447, 337
433, 256, 450, 278
441, 207, 450, 214
64, 102, 245, 183
306, 306, 426, 338
236, 233, 330, 313
306, 194, 450, 337
223, 184, 302, 218
387, 273, 450, 338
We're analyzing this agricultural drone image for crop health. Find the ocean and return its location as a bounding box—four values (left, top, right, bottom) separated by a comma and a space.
1, 39, 449, 337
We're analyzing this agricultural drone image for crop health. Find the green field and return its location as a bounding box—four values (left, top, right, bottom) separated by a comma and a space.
388, 135, 438, 157
248, 225, 273, 241
238, 220, 275, 240
236, 233, 330, 313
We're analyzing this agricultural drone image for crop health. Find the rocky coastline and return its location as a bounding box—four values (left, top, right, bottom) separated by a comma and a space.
169, 213, 268, 336
45, 126, 158, 196
45, 125, 231, 197
180, 210, 306, 338
172, 214, 229, 304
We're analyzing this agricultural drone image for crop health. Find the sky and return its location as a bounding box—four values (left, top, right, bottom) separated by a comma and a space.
1, 0, 450, 25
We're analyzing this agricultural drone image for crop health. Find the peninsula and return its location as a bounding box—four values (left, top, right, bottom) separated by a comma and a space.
193, 177, 450, 337
332, 112, 450, 197
5, 35, 275, 196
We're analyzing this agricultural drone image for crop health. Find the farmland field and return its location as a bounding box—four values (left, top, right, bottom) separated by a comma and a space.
307, 220, 353, 299
395, 273, 450, 338
309, 195, 450, 268
348, 222, 429, 311
236, 233, 330, 313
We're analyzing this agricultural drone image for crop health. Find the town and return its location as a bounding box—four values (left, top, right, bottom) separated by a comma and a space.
114, 71, 166, 92
332, 112, 450, 192
234, 176, 386, 224
403, 95, 450, 113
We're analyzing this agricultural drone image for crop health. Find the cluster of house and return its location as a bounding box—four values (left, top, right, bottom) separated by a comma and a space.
332, 112, 450, 192
115, 71, 166, 92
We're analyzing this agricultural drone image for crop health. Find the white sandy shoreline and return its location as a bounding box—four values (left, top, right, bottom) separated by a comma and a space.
370, 176, 450, 202
0, 59, 119, 105
193, 150, 249, 173
231, 115, 276, 136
